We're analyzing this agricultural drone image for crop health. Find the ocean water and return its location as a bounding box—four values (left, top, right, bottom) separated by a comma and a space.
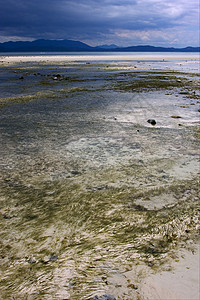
0, 51, 199, 56
0, 56, 199, 299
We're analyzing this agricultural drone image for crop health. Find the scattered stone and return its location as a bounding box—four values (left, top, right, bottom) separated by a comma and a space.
28, 258, 36, 264
68, 281, 76, 287
19, 76, 24, 80
93, 295, 116, 300
147, 119, 156, 125
127, 283, 138, 290
171, 115, 182, 119
41, 256, 50, 264
49, 255, 58, 261
41, 255, 58, 264
179, 91, 190, 95
71, 170, 80, 175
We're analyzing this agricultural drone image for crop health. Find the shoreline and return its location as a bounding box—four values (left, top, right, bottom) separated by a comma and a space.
1, 53, 200, 63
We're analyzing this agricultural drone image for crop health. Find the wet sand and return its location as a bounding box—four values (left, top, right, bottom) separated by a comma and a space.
0, 55, 199, 299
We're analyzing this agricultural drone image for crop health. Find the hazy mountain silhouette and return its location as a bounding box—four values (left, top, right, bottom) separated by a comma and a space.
0, 39, 199, 52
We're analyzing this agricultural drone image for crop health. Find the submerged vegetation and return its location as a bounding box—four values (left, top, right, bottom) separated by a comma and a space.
0, 59, 199, 299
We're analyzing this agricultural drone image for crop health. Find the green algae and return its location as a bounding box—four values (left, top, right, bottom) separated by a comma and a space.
0, 61, 199, 299
114, 74, 199, 92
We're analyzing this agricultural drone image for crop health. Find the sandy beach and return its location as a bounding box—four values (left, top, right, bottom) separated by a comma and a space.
140, 244, 199, 300
0, 54, 199, 299
1, 53, 200, 63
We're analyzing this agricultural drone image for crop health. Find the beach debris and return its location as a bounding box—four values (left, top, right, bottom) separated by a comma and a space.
41, 255, 58, 264
171, 115, 182, 118
147, 119, 156, 125
93, 295, 116, 300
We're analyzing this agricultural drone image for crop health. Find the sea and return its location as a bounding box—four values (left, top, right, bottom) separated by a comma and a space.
0, 51, 199, 56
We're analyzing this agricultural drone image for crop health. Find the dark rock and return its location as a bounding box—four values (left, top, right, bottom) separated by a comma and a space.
19, 76, 24, 80
71, 170, 80, 175
171, 115, 182, 119
93, 295, 116, 300
147, 119, 156, 125
179, 91, 190, 95
49, 255, 58, 261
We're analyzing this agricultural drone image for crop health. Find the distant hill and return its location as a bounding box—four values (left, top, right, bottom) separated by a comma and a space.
0, 39, 199, 52
95, 44, 119, 49
0, 39, 92, 52
118, 45, 200, 52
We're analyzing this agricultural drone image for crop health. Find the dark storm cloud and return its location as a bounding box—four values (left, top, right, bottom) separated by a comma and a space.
0, 0, 199, 46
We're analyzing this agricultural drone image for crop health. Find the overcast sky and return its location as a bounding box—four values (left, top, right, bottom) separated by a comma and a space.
0, 0, 199, 47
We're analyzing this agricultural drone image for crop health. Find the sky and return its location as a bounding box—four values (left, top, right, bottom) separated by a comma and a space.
0, 0, 199, 47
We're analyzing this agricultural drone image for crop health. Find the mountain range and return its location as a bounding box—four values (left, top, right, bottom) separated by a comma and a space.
0, 39, 199, 52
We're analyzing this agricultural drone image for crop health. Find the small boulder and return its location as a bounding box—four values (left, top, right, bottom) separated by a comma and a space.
147, 119, 156, 125
93, 295, 116, 300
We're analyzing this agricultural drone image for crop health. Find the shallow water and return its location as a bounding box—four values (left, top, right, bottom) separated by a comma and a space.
0, 59, 199, 299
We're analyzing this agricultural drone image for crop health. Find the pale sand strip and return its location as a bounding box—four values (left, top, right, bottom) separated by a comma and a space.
139, 244, 200, 300
0, 54, 199, 64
